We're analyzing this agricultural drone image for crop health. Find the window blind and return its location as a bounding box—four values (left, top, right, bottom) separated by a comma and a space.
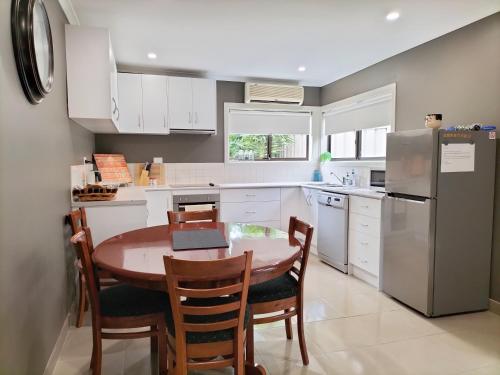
324, 96, 392, 135
229, 110, 311, 135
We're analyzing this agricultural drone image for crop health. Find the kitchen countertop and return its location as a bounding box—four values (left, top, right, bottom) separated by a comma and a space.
71, 187, 147, 208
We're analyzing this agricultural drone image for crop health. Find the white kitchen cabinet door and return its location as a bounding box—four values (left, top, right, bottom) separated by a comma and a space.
109, 48, 119, 130
168, 77, 193, 130
84, 205, 148, 246
301, 187, 319, 247
117, 73, 143, 133
146, 190, 172, 226
142, 75, 168, 134
281, 188, 307, 230
192, 78, 216, 132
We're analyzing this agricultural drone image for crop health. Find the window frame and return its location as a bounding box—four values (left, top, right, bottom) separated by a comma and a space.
328, 128, 387, 161
228, 134, 310, 162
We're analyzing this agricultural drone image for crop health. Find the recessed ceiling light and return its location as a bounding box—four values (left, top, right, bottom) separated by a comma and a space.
386, 11, 400, 21
147, 52, 157, 60
298, 66, 306, 72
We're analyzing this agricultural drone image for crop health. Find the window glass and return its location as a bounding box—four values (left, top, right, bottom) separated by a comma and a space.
270, 134, 308, 159
360, 125, 390, 158
329, 131, 357, 159
228, 134, 268, 160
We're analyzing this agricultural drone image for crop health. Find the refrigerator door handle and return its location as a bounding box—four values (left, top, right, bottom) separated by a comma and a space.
386, 193, 428, 204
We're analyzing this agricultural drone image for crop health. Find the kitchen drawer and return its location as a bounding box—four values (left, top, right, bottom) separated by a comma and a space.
349, 196, 381, 219
349, 230, 380, 276
220, 201, 280, 223
349, 213, 381, 238
221, 188, 280, 203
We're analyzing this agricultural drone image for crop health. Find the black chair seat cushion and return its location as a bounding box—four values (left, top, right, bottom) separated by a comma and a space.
165, 296, 250, 345
248, 273, 298, 304
99, 284, 171, 317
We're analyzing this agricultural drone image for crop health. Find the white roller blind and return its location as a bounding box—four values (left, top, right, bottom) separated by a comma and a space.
324, 96, 393, 135
229, 110, 311, 135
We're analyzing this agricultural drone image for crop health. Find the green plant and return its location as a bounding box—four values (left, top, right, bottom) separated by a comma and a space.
320, 151, 332, 163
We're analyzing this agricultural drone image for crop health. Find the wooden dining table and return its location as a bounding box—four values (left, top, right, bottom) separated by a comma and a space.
93, 221, 303, 375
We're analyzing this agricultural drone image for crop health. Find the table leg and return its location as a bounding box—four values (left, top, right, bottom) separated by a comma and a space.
245, 363, 267, 375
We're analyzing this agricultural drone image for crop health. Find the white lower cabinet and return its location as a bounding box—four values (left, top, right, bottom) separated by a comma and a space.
83, 205, 148, 246
348, 196, 382, 288
220, 188, 281, 229
146, 190, 172, 227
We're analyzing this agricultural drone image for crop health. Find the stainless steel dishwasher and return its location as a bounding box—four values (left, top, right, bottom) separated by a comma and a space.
317, 192, 349, 273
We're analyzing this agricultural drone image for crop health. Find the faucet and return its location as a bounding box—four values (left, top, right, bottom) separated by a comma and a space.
330, 172, 345, 186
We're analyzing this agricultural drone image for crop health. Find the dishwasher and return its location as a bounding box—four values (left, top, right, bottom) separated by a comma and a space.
317, 192, 349, 273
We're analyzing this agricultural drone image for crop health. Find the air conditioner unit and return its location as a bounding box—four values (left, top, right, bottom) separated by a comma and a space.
245, 83, 304, 105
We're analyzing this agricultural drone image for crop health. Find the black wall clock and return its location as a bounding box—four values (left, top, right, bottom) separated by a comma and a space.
11, 0, 54, 104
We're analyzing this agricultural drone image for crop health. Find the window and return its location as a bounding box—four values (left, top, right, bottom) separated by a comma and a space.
226, 108, 311, 161
329, 131, 357, 160
328, 125, 390, 160
360, 125, 390, 158
229, 134, 309, 161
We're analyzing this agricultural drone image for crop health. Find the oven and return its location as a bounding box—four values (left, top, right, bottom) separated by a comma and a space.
172, 193, 220, 212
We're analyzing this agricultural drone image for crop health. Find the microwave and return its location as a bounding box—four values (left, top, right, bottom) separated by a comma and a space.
370, 170, 385, 188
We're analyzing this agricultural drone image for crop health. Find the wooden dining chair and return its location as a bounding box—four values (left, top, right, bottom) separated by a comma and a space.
163, 251, 253, 375
167, 208, 218, 224
246, 216, 313, 366
71, 228, 169, 375
68, 208, 119, 328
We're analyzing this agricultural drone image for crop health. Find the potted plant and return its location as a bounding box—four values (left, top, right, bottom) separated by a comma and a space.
312, 151, 332, 181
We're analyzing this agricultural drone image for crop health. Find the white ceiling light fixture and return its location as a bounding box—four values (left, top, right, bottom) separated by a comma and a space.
297, 66, 306, 72
147, 52, 157, 59
386, 11, 400, 21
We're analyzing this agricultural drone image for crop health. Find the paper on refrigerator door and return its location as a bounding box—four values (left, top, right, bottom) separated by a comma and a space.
440, 143, 475, 173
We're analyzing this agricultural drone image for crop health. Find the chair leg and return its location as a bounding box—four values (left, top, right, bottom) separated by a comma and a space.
76, 272, 86, 328
167, 345, 175, 375
245, 309, 255, 366
285, 308, 293, 340
90, 329, 102, 375
150, 325, 158, 354
234, 333, 245, 375
297, 304, 309, 366
157, 321, 167, 375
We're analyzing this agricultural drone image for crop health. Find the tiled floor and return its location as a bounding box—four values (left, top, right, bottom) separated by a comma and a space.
52, 256, 500, 375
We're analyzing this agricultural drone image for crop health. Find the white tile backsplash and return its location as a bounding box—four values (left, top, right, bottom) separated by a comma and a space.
71, 161, 385, 187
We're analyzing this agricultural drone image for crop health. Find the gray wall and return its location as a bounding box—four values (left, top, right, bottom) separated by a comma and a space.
321, 12, 500, 302
0, 1, 94, 374
95, 83, 321, 162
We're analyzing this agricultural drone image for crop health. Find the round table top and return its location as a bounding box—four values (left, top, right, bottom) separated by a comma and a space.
93, 222, 301, 288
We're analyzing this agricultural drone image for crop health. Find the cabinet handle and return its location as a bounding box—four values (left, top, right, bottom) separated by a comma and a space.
163, 115, 166, 128
112, 97, 119, 121
361, 205, 369, 208
361, 223, 369, 227
246, 194, 256, 197
138, 114, 141, 128
360, 241, 369, 246
361, 259, 368, 264
245, 211, 257, 214
195, 112, 198, 124
188, 112, 192, 123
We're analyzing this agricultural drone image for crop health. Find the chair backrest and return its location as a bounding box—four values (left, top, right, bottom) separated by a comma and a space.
68, 208, 95, 254
70, 228, 101, 319
68, 207, 87, 234
167, 208, 218, 224
163, 251, 252, 355
288, 216, 314, 284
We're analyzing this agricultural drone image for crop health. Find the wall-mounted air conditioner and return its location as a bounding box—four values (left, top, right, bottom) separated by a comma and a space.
245, 83, 304, 105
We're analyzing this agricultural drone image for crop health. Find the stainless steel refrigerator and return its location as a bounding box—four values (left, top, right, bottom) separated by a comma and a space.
382, 128, 496, 317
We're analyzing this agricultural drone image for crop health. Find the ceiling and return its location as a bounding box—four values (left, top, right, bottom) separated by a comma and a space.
72, 0, 500, 86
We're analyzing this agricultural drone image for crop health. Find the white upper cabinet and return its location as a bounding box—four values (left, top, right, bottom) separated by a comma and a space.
168, 77, 193, 131
169, 77, 217, 133
117, 74, 169, 134
117, 73, 142, 133
142, 75, 168, 134
192, 78, 217, 131
65, 25, 119, 133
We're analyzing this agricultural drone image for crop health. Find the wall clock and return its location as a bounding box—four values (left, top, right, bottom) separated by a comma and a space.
11, 0, 54, 104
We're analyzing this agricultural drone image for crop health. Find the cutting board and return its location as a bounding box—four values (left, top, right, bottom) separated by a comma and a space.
93, 154, 132, 184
